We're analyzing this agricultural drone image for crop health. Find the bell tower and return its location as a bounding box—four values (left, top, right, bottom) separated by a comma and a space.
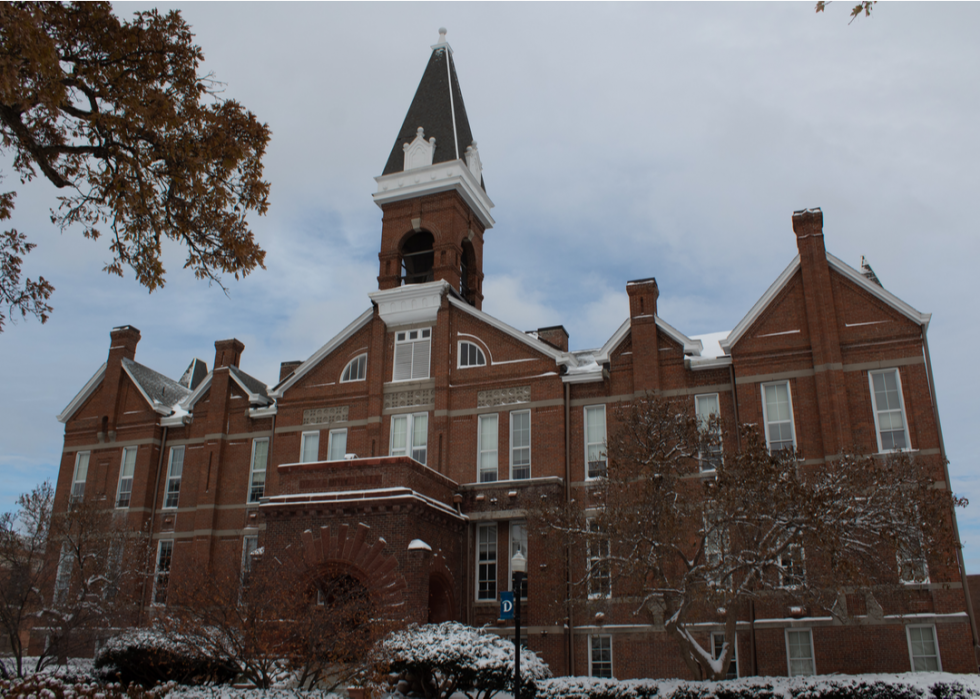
372, 29, 494, 309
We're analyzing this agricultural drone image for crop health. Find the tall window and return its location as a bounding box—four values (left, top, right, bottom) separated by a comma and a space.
869, 369, 909, 452
300, 431, 320, 463
477, 523, 497, 601
153, 540, 174, 606
341, 354, 367, 383
391, 413, 428, 465
510, 521, 528, 599
393, 329, 431, 381
778, 544, 806, 589
695, 393, 723, 471
510, 410, 531, 480
585, 405, 607, 479
589, 635, 613, 678
71, 452, 89, 501
478, 414, 498, 482
762, 382, 796, 452
115, 447, 137, 508
898, 531, 929, 584
327, 429, 348, 461
907, 625, 941, 672
785, 629, 815, 676
53, 542, 72, 605
242, 535, 259, 579
459, 341, 487, 367
164, 446, 184, 509
712, 632, 739, 679
248, 438, 269, 503
588, 519, 611, 599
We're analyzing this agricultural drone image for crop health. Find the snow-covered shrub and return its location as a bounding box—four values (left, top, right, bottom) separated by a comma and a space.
537, 676, 661, 699
95, 626, 238, 687
382, 621, 551, 699
928, 683, 980, 699
790, 679, 924, 699
0, 673, 171, 698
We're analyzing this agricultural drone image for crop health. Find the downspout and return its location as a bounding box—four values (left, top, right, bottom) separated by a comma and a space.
728, 363, 741, 451
138, 424, 168, 625
923, 329, 980, 662
564, 381, 575, 676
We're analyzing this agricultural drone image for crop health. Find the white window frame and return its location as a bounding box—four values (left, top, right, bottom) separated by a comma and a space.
695, 393, 723, 472
509, 520, 528, 599
458, 341, 487, 368
393, 328, 432, 381
153, 539, 174, 606
778, 544, 806, 589
478, 413, 498, 483
476, 523, 497, 601
898, 531, 930, 584
869, 368, 911, 453
300, 431, 320, 463
390, 413, 428, 465
906, 624, 942, 672
115, 447, 137, 509
587, 518, 611, 599
785, 628, 816, 677
248, 438, 269, 504
327, 428, 348, 461
589, 635, 613, 679
712, 632, 739, 679
584, 405, 607, 480
761, 382, 797, 452
341, 353, 368, 383
510, 410, 531, 480
163, 445, 184, 509
71, 452, 89, 501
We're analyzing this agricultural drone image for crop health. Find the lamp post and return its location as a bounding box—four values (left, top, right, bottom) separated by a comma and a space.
512, 550, 527, 699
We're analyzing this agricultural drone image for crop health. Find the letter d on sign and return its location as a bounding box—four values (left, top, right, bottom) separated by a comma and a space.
500, 591, 514, 620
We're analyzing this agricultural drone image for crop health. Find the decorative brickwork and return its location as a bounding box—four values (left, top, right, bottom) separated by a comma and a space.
384, 388, 435, 410
477, 385, 531, 408
303, 406, 349, 425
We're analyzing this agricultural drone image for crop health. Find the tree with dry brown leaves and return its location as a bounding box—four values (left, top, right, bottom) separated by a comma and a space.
531, 394, 964, 681
0, 2, 270, 331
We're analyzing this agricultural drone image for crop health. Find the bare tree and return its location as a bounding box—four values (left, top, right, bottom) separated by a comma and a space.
531, 394, 965, 681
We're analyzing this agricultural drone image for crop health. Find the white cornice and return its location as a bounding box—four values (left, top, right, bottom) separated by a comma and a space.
655, 316, 702, 356
721, 255, 801, 353
827, 253, 931, 330
370, 281, 449, 329
57, 363, 106, 423
373, 158, 495, 229
182, 372, 213, 411
594, 318, 631, 364
121, 360, 173, 416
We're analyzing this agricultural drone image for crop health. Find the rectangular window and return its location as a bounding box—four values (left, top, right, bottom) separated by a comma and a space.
695, 393, 723, 471
870, 369, 909, 452
785, 629, 815, 676
907, 625, 942, 672
164, 446, 184, 509
248, 438, 269, 503
588, 519, 611, 599
300, 431, 320, 463
71, 452, 89, 501
510, 410, 531, 480
898, 532, 930, 584
390, 413, 428, 465
53, 542, 72, 605
778, 544, 806, 589
153, 539, 174, 606
762, 382, 796, 452
712, 632, 738, 679
478, 414, 498, 483
242, 535, 259, 577
393, 328, 432, 381
327, 429, 348, 461
589, 635, 613, 679
477, 523, 497, 601
115, 447, 137, 508
585, 405, 607, 479
510, 520, 528, 599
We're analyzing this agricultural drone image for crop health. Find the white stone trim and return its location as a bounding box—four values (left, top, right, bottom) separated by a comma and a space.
373, 158, 495, 229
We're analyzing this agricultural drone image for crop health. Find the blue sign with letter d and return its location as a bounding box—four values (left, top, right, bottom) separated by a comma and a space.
500, 591, 514, 620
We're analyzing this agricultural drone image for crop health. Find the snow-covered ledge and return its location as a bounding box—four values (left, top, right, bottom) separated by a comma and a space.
373, 158, 495, 229
370, 280, 450, 328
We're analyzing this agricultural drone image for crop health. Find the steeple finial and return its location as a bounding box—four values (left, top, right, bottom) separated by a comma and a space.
432, 27, 451, 52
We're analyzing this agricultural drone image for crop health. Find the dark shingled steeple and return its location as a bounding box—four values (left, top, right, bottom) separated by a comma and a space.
382, 30, 484, 190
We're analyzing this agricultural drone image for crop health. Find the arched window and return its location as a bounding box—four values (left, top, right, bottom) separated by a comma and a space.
341, 354, 367, 382
460, 239, 477, 305
459, 341, 486, 368
401, 231, 434, 285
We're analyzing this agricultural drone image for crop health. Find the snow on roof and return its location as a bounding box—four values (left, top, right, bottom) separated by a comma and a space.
689, 331, 731, 360
122, 357, 191, 415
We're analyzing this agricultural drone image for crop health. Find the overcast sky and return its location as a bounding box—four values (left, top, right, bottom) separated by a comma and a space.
3, 2, 980, 569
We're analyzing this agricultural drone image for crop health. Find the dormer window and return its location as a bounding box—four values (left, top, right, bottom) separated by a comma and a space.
393, 329, 431, 381
341, 354, 367, 383
458, 341, 486, 368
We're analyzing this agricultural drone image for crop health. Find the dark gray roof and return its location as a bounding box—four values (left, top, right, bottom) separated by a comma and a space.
122, 358, 191, 410
860, 256, 882, 287
178, 358, 208, 390
229, 365, 270, 402
382, 45, 483, 190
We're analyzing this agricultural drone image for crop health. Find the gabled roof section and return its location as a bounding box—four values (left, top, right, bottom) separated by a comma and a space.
270, 308, 375, 397
229, 365, 272, 406
447, 295, 571, 366
382, 32, 481, 189
122, 358, 191, 416
57, 362, 106, 423
178, 358, 208, 390
720, 253, 930, 354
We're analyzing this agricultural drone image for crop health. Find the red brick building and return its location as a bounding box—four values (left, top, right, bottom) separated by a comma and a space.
49, 32, 977, 678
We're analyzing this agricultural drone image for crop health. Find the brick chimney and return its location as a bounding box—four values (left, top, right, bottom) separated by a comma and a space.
214, 339, 245, 369
108, 325, 141, 362
536, 326, 569, 352
280, 360, 302, 381
626, 277, 659, 319
626, 277, 660, 392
